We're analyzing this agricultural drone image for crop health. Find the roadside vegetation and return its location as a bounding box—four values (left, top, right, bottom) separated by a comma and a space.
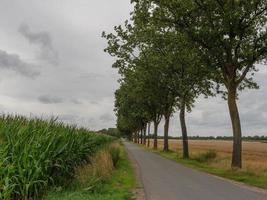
103, 0, 267, 170
0, 115, 115, 199
46, 142, 136, 200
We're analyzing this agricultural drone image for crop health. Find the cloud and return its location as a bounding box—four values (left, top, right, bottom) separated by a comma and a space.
0, 0, 265, 135
38, 95, 63, 104
71, 99, 82, 104
58, 114, 97, 129
259, 102, 267, 112
79, 72, 104, 79
0, 49, 39, 77
100, 113, 114, 122
90, 100, 99, 105
18, 23, 59, 65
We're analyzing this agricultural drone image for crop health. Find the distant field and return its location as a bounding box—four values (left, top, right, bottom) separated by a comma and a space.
153, 139, 267, 177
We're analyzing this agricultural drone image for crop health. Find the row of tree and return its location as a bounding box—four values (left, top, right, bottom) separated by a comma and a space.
142, 135, 267, 141
103, 0, 267, 169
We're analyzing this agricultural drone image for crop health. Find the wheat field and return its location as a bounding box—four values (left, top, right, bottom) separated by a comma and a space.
150, 139, 267, 177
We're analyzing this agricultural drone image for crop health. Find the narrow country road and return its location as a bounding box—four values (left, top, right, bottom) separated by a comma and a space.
124, 142, 267, 200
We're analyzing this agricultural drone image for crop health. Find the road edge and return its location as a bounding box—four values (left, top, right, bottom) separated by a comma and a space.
138, 143, 267, 197
124, 142, 147, 200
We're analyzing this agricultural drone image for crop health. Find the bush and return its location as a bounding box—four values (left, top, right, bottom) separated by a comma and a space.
0, 115, 113, 200
194, 150, 217, 163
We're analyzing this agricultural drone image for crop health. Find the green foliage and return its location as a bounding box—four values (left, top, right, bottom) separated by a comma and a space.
46, 144, 136, 200
109, 147, 121, 167
144, 0, 267, 92
98, 128, 121, 138
141, 0, 267, 168
194, 150, 217, 163
0, 115, 113, 200
104, 0, 267, 168
103, 0, 215, 147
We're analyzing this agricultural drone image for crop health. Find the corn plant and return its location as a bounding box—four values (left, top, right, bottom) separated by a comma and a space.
0, 115, 113, 200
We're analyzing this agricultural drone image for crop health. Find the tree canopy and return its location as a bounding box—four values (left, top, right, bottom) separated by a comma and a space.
103, 0, 267, 168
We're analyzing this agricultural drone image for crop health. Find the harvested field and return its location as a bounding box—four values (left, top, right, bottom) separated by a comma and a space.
149, 139, 267, 177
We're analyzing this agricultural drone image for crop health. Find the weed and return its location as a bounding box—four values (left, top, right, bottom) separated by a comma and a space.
110, 146, 121, 167
194, 150, 217, 163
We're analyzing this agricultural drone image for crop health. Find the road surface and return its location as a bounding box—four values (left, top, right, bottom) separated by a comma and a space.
124, 142, 267, 200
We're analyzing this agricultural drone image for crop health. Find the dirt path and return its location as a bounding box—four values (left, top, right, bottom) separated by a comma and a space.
124, 142, 267, 200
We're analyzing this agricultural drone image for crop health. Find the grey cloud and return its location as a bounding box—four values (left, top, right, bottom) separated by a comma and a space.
259, 102, 267, 112
38, 95, 63, 104
58, 114, 97, 129
0, 0, 132, 131
0, 49, 39, 77
58, 114, 78, 124
18, 24, 59, 65
90, 100, 99, 105
79, 73, 104, 79
71, 99, 82, 104
1, 0, 265, 134
100, 113, 114, 122
241, 111, 266, 127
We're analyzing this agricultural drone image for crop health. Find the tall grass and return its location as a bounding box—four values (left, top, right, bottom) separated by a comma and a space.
0, 115, 113, 200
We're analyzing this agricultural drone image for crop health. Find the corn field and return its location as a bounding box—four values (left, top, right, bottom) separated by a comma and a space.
0, 115, 113, 200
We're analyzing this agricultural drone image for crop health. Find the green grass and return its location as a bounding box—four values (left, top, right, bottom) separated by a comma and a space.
140, 145, 267, 189
46, 144, 136, 200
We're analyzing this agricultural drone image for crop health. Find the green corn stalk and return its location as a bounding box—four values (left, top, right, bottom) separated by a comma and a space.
0, 115, 114, 199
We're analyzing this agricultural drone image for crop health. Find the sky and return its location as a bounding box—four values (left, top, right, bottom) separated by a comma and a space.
0, 0, 266, 136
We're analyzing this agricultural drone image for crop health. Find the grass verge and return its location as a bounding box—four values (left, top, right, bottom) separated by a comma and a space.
46, 142, 136, 200
139, 144, 267, 189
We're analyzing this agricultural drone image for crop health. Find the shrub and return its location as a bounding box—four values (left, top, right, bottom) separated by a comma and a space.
194, 150, 217, 163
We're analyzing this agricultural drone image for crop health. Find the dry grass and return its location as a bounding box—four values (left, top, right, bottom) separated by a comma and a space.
153, 139, 267, 177
75, 147, 115, 186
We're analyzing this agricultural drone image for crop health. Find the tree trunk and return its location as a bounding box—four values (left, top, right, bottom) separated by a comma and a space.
134, 132, 137, 143
144, 124, 147, 145
180, 99, 189, 159
163, 115, 170, 152
148, 123, 151, 147
153, 121, 159, 149
228, 86, 242, 168
140, 129, 143, 144
138, 131, 140, 144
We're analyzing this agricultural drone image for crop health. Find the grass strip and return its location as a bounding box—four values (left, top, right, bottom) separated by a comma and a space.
46, 143, 136, 200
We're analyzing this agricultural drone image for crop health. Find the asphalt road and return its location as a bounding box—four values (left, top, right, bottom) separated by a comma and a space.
124, 142, 267, 200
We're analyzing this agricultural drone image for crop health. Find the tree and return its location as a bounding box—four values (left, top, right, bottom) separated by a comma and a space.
131, 1, 213, 156
146, 0, 267, 168
115, 81, 149, 142
103, 22, 169, 150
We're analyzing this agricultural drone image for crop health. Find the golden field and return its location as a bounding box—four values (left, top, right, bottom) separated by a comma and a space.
150, 139, 267, 177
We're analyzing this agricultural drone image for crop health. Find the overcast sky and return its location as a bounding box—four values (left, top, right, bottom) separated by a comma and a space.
0, 0, 266, 136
